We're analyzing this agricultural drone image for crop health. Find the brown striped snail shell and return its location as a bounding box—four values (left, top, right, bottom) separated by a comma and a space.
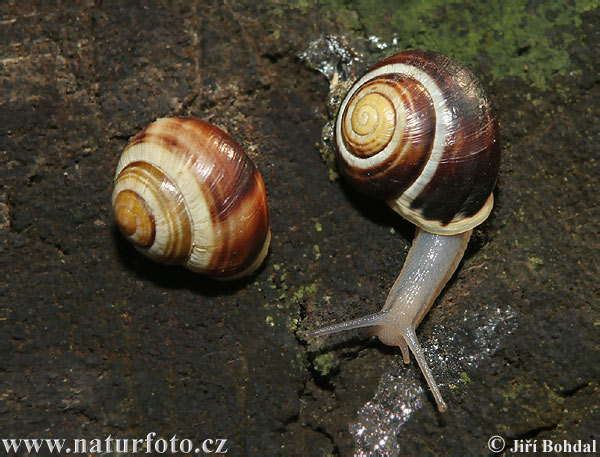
112, 117, 271, 280
335, 49, 501, 235
307, 51, 501, 412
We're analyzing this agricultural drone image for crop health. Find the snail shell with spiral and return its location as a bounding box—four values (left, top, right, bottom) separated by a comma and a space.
112, 117, 271, 279
335, 50, 501, 235
308, 50, 501, 412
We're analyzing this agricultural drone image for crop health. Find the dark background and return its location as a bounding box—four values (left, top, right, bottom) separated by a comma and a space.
1, 1, 598, 456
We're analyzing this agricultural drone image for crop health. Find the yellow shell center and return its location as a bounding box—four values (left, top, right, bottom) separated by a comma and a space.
113, 189, 155, 247
346, 91, 396, 157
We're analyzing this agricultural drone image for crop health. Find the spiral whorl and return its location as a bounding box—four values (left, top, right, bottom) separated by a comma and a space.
112, 118, 270, 279
335, 50, 501, 235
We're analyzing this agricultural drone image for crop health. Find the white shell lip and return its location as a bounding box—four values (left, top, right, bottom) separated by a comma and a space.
336, 55, 498, 235
387, 193, 494, 235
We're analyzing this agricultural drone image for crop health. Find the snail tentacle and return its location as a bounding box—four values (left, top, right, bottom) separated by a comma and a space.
307, 229, 470, 411
304, 310, 391, 340
307, 50, 500, 411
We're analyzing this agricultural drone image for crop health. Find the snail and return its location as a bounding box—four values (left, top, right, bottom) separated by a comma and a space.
112, 117, 271, 280
306, 50, 501, 411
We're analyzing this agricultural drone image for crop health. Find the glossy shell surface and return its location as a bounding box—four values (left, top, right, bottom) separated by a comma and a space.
112, 117, 270, 279
335, 50, 501, 234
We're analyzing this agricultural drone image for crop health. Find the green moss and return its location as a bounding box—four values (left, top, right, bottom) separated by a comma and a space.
502, 381, 562, 407
529, 256, 544, 269
498, 381, 564, 435
292, 281, 320, 303
259, 280, 321, 333
459, 371, 472, 384
263, 278, 319, 332
313, 244, 321, 260
320, 0, 594, 89
313, 352, 339, 376
319, 121, 338, 180
264, 0, 592, 89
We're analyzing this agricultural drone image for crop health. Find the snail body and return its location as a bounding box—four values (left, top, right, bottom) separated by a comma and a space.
307, 51, 500, 411
112, 117, 271, 279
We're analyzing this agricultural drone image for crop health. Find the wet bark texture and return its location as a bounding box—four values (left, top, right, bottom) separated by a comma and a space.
1, 1, 598, 456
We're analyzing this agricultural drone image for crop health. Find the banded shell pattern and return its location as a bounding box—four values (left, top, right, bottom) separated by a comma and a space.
112, 117, 271, 279
335, 50, 501, 235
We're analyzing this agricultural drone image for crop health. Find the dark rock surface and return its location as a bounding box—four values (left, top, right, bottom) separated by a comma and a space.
1, 1, 598, 456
